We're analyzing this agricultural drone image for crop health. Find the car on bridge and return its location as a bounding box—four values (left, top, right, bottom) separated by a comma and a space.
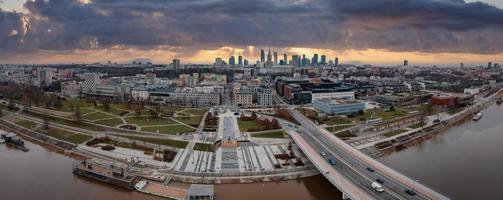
366, 167, 375, 172
371, 182, 385, 193
327, 158, 337, 166
405, 189, 417, 196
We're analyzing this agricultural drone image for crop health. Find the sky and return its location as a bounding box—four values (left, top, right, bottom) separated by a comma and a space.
1, 0, 503, 66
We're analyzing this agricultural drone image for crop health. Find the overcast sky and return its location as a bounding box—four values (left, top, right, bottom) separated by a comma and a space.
1, 0, 503, 66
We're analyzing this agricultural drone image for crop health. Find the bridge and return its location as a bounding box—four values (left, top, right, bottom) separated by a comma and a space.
284, 109, 450, 200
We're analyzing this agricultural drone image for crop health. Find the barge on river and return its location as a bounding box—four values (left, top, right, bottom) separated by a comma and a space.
73, 160, 139, 190
0, 132, 29, 152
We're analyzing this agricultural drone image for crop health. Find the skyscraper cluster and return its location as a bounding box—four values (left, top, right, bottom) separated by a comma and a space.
258, 48, 339, 68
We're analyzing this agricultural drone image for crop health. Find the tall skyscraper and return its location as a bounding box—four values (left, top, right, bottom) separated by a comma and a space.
273, 51, 278, 65
283, 53, 287, 65
488, 62, 493, 68
312, 54, 319, 65
404, 60, 409, 66
82, 73, 100, 94
229, 56, 235, 65
173, 59, 181, 70
267, 49, 272, 63
215, 57, 224, 66
334, 57, 339, 66
260, 49, 265, 62
320, 55, 326, 65
292, 55, 300, 67
238, 55, 243, 65
244, 59, 248, 66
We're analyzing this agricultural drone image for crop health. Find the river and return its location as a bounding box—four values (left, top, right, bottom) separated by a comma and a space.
378, 103, 503, 199
0, 138, 341, 200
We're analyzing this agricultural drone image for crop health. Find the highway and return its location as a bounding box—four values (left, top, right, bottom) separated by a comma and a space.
287, 109, 449, 200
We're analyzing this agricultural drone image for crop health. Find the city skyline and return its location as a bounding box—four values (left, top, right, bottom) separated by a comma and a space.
1, 0, 503, 66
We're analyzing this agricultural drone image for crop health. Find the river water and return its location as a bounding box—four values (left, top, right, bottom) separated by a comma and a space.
378, 103, 503, 199
2, 104, 502, 200
0, 139, 341, 200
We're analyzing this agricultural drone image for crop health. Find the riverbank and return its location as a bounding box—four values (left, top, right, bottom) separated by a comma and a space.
360, 88, 503, 157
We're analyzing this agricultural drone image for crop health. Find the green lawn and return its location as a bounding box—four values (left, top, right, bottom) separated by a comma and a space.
326, 125, 354, 132
82, 112, 116, 121
251, 131, 285, 138
182, 109, 207, 116
14, 120, 38, 129
94, 118, 124, 127
174, 116, 203, 127
193, 143, 215, 152
141, 125, 194, 135
97, 105, 128, 116
353, 108, 415, 121
238, 120, 266, 132
23, 110, 105, 131
383, 129, 408, 137
408, 123, 425, 129
57, 99, 94, 113
43, 128, 93, 144
126, 117, 177, 126
161, 106, 186, 112
118, 135, 188, 148
322, 117, 353, 125
335, 131, 356, 138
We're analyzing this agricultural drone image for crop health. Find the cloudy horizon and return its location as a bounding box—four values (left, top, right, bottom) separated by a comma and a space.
1, 0, 503, 66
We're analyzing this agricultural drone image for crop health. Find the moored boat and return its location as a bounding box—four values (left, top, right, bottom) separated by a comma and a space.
0, 132, 29, 152
472, 112, 483, 121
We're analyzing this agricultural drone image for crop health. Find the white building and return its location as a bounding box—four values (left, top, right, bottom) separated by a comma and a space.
311, 91, 355, 102
82, 73, 100, 94
61, 81, 82, 98
131, 87, 150, 101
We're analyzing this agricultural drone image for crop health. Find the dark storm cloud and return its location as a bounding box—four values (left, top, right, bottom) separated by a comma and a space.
1, 0, 503, 55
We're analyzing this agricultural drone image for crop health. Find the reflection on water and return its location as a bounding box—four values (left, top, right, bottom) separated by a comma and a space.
0, 137, 340, 200
378, 104, 503, 200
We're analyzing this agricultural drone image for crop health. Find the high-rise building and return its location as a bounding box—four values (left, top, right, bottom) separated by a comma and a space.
273, 52, 278, 65
82, 73, 100, 94
229, 56, 235, 65
283, 53, 287, 65
334, 57, 339, 66
215, 57, 225, 66
488, 62, 493, 69
404, 60, 409, 66
260, 49, 265, 62
312, 54, 319, 65
292, 55, 300, 67
244, 59, 248, 66
460, 63, 464, 68
238, 56, 243, 65
37, 68, 54, 87
267, 49, 272, 63
172, 59, 181, 70
320, 55, 326, 65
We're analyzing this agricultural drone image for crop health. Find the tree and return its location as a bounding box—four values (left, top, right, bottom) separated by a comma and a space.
102, 99, 111, 111
74, 106, 81, 122
135, 104, 143, 118
250, 112, 257, 120
271, 118, 280, 129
